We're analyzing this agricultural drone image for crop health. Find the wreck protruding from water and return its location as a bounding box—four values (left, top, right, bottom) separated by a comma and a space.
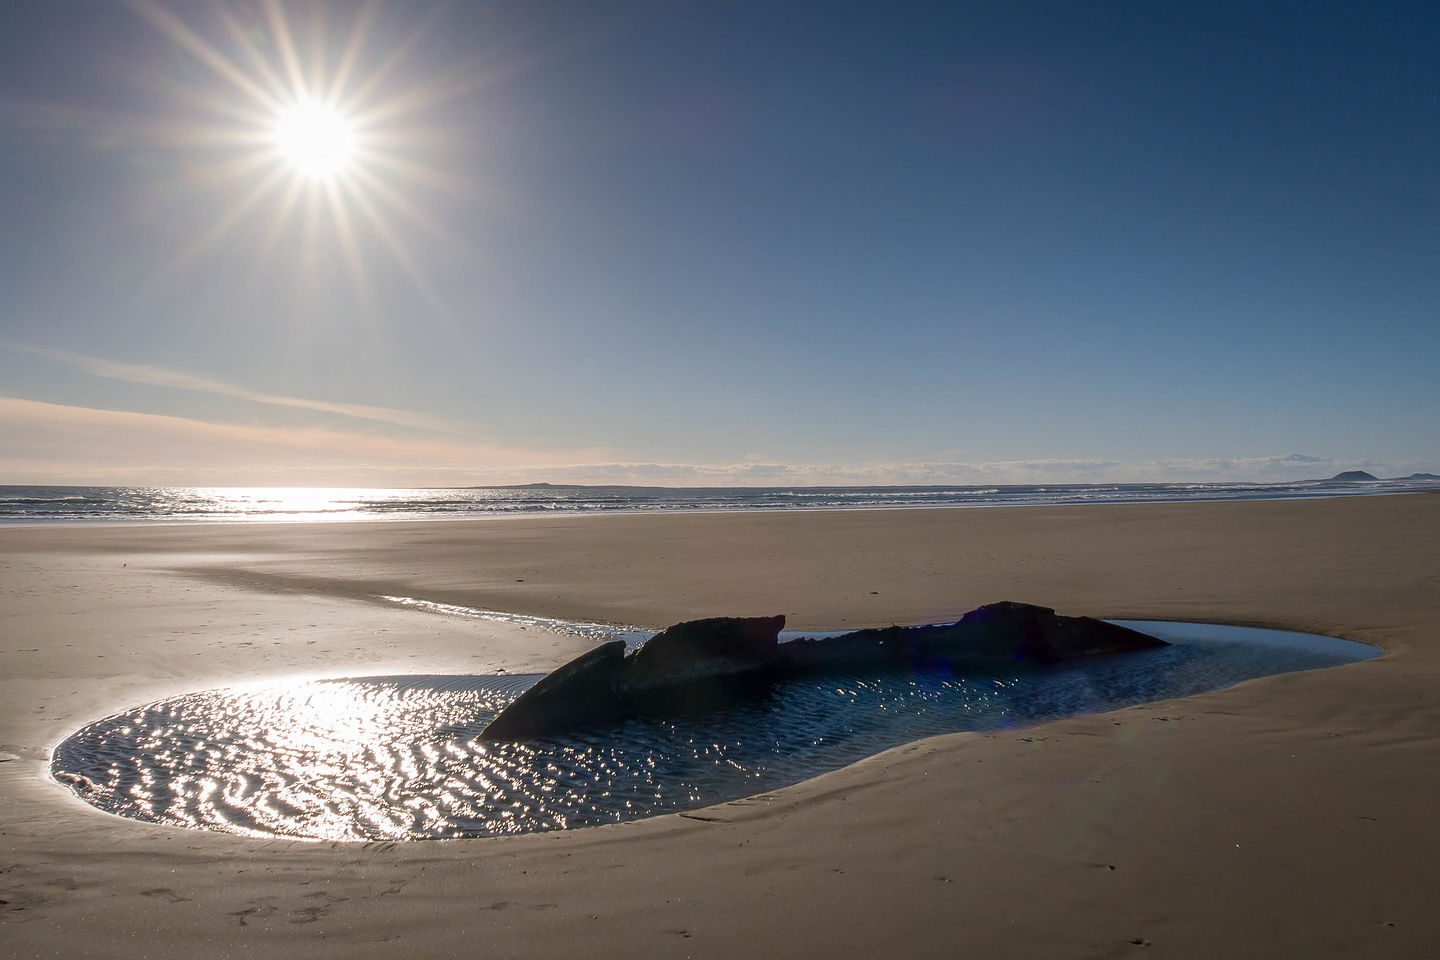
481, 601, 1165, 740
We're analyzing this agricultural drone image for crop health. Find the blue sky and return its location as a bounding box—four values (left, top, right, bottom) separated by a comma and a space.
1, 1, 1436, 486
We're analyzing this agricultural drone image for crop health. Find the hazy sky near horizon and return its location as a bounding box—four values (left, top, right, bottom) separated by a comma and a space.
1, 0, 1436, 486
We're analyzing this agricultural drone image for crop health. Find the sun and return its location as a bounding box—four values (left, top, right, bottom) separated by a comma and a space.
273, 100, 356, 180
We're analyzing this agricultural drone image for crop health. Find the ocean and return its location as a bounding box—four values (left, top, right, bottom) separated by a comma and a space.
0, 478, 1430, 523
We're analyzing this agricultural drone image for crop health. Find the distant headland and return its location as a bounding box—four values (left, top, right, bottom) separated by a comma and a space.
1321, 471, 1440, 483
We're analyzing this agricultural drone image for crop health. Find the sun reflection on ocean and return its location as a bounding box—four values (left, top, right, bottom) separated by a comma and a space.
184, 486, 378, 520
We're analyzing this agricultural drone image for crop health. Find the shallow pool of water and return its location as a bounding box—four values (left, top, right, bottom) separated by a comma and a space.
51, 621, 1376, 841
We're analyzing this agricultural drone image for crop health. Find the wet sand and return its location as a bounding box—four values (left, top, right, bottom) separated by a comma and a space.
2, 494, 1438, 957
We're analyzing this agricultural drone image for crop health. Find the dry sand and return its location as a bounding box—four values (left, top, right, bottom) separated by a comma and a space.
1, 494, 1438, 958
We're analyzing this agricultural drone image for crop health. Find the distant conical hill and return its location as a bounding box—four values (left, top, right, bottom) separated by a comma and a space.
1324, 470, 1380, 482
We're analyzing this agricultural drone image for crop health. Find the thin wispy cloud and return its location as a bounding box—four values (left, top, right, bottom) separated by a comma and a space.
0, 395, 598, 486
2, 392, 1429, 487
6, 344, 462, 434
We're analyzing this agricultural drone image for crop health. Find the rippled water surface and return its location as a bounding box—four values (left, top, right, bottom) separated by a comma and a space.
52, 622, 1375, 840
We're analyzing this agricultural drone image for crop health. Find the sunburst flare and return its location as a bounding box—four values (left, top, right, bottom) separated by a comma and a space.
129, 0, 478, 311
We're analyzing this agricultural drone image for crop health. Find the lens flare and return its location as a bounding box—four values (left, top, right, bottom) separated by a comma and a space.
127, 0, 483, 311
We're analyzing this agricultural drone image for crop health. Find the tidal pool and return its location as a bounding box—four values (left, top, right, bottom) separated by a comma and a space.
51, 621, 1376, 841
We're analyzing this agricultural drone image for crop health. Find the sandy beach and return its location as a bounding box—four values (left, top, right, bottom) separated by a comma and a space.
2, 494, 1438, 958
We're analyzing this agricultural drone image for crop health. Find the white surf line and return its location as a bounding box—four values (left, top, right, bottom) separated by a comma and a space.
377, 595, 656, 650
